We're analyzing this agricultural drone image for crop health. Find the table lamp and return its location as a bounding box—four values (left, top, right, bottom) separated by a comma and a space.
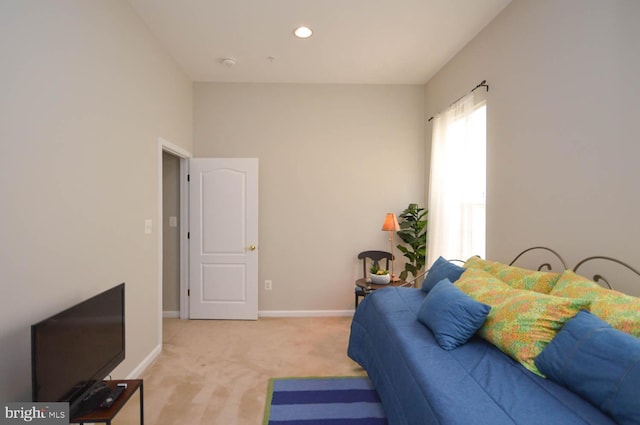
382, 213, 400, 281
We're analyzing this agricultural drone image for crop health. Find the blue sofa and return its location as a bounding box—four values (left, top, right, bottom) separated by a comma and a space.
347, 286, 618, 425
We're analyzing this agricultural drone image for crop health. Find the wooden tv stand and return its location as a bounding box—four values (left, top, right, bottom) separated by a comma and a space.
70, 379, 143, 425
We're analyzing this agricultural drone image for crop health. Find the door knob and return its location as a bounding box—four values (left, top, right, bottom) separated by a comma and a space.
249, 245, 256, 251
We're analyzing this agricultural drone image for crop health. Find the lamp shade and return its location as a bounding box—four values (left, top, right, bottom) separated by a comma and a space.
381, 213, 400, 232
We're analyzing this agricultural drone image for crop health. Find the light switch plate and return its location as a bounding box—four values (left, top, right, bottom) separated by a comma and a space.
169, 216, 177, 227
144, 219, 152, 234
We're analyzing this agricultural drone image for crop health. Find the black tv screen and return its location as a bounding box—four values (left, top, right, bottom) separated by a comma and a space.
31, 283, 125, 414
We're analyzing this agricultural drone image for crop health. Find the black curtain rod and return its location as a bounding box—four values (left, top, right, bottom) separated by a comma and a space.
427, 80, 489, 122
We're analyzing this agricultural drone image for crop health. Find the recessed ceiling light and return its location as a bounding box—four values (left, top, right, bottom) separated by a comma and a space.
294, 26, 313, 39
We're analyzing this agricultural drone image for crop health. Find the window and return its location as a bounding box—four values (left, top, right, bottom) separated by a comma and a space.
427, 93, 486, 267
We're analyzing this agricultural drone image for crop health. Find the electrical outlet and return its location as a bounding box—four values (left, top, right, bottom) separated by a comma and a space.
264, 280, 273, 291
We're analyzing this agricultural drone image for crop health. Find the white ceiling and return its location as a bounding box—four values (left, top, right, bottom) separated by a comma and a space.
128, 0, 512, 85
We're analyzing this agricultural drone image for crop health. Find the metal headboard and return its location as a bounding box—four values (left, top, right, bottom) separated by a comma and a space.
509, 246, 568, 271
572, 256, 640, 290
407, 248, 639, 293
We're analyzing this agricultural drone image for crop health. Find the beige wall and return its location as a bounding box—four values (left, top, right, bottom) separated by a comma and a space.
425, 0, 640, 295
0, 1, 192, 400
194, 83, 426, 312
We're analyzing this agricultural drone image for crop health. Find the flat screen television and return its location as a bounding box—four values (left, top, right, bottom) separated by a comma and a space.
31, 283, 125, 416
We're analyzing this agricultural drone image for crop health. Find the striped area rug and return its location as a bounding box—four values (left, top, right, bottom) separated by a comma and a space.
263, 376, 388, 425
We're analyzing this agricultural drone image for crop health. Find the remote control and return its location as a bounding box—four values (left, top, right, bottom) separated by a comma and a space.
100, 385, 125, 408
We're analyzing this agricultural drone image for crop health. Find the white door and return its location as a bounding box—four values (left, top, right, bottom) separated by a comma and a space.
189, 158, 258, 320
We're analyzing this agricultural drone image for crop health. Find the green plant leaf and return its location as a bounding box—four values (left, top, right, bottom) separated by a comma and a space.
396, 203, 428, 281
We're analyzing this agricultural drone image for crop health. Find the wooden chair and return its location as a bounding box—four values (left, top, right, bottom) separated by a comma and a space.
355, 250, 393, 308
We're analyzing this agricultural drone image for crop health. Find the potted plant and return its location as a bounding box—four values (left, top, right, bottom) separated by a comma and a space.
369, 261, 391, 284
396, 203, 428, 281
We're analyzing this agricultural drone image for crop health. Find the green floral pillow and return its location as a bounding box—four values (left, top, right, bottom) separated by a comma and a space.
551, 270, 640, 337
455, 268, 590, 376
464, 256, 560, 293
454, 266, 512, 302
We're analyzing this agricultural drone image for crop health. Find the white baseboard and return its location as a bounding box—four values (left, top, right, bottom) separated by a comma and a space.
163, 310, 353, 319
126, 343, 162, 379
258, 310, 354, 318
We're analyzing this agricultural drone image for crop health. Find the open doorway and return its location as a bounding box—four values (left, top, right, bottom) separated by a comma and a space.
162, 151, 181, 318
157, 140, 258, 322
158, 138, 191, 330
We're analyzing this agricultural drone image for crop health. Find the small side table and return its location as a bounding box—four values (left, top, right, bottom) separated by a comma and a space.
355, 278, 409, 306
70, 379, 143, 425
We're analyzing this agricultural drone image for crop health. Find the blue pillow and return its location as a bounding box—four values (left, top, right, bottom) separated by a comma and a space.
535, 311, 640, 425
417, 279, 491, 350
422, 256, 465, 293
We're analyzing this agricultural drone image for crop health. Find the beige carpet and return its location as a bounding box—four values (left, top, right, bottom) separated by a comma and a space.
112, 316, 365, 425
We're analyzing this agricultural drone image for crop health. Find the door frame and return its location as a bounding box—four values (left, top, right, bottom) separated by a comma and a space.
158, 138, 192, 334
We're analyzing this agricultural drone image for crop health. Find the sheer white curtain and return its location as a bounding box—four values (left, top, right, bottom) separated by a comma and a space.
427, 93, 486, 267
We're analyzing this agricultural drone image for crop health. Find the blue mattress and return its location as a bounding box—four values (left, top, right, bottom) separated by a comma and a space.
347, 287, 616, 425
